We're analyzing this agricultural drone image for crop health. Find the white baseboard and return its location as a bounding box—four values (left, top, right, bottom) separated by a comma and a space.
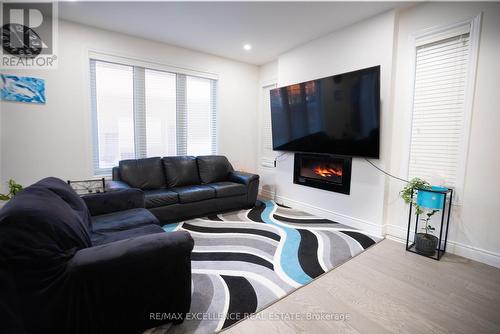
384, 224, 500, 269
259, 188, 500, 268
259, 188, 383, 237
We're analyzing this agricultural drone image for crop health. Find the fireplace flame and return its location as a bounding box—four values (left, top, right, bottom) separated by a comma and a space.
313, 166, 342, 178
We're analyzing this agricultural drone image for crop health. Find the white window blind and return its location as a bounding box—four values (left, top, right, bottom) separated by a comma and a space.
408, 31, 471, 189
144, 69, 177, 157
261, 83, 276, 166
91, 61, 135, 171
90, 58, 217, 175
186, 76, 217, 156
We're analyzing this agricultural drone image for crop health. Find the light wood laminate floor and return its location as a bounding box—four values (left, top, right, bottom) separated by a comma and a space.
223, 239, 500, 334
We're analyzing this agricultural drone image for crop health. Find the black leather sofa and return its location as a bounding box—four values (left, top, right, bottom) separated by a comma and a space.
0, 177, 194, 334
109, 155, 260, 222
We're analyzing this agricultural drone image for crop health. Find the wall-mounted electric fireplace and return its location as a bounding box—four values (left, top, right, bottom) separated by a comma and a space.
294, 153, 352, 195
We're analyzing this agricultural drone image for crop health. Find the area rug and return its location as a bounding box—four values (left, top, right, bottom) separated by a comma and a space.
145, 199, 382, 334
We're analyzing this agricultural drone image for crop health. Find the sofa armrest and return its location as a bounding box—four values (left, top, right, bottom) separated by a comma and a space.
229, 171, 259, 208
112, 166, 121, 181
68, 231, 194, 330
228, 171, 259, 186
106, 180, 130, 191
69, 231, 193, 274
82, 188, 145, 216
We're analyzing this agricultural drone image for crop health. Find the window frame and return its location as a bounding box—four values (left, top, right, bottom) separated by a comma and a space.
259, 81, 278, 168
403, 14, 481, 204
88, 51, 218, 175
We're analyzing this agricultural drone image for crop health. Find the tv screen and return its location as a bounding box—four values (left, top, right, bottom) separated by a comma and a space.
270, 66, 380, 158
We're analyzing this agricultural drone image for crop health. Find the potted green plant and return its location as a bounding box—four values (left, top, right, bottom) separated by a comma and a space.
400, 178, 439, 256
415, 209, 440, 255
0, 179, 23, 204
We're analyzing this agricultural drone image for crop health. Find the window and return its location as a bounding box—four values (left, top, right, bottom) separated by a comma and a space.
260, 83, 277, 167
145, 69, 177, 157
90, 58, 217, 174
186, 76, 217, 156
91, 61, 135, 169
408, 17, 480, 202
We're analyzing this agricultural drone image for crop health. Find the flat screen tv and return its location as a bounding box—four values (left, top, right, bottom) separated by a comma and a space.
270, 66, 380, 158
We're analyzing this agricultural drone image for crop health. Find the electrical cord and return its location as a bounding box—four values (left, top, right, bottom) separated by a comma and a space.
364, 158, 409, 183
273, 152, 289, 166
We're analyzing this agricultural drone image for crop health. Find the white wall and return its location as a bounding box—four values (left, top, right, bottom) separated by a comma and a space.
258, 11, 397, 235
259, 61, 278, 86
385, 2, 500, 267
0, 20, 259, 187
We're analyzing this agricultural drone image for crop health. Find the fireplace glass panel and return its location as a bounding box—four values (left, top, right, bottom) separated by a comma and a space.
300, 157, 343, 184
293, 153, 352, 195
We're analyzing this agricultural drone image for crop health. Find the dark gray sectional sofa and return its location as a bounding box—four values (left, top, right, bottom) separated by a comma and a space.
109, 155, 260, 222
0, 156, 259, 333
0, 177, 194, 334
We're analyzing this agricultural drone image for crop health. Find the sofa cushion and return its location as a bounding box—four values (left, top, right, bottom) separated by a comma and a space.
208, 182, 247, 198
171, 185, 215, 203
197, 155, 234, 184
144, 189, 179, 208
91, 224, 165, 246
83, 188, 144, 216
119, 157, 165, 190
91, 208, 159, 233
162, 156, 200, 187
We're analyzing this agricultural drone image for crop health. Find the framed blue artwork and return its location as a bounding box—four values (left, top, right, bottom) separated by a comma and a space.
0, 74, 46, 104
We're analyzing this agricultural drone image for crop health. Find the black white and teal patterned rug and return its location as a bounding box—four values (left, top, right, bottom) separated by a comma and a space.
145, 200, 382, 334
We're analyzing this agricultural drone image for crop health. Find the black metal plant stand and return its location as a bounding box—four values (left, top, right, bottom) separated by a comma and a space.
405, 187, 453, 260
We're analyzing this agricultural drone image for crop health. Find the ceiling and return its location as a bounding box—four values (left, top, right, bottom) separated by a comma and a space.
59, 2, 403, 65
